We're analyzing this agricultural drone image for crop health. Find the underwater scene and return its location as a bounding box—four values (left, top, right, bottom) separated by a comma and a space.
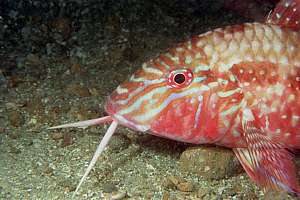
1, 0, 300, 199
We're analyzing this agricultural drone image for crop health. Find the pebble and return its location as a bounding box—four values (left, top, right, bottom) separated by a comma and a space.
8, 110, 24, 127
51, 17, 71, 40
61, 132, 73, 147
70, 63, 86, 75
164, 176, 194, 192
66, 84, 91, 97
51, 132, 64, 140
8, 75, 22, 88
162, 192, 170, 200
25, 53, 42, 67
101, 191, 127, 200
179, 146, 243, 180
177, 182, 194, 192
102, 183, 118, 193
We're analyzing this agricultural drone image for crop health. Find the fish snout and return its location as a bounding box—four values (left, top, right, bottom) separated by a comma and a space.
104, 93, 150, 132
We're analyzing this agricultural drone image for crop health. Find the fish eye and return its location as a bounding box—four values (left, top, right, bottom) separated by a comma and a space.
174, 73, 185, 84
168, 69, 193, 88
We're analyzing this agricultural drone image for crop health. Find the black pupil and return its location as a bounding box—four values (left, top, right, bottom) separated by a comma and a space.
174, 73, 185, 84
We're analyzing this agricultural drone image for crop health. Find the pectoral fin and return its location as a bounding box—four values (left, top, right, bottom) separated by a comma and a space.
233, 119, 300, 196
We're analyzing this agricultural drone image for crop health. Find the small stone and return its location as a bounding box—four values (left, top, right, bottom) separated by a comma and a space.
61, 133, 73, 147
51, 132, 64, 140
111, 191, 127, 200
179, 146, 243, 180
168, 175, 183, 186
177, 181, 194, 192
66, 84, 91, 97
28, 117, 37, 125
8, 75, 22, 88
43, 166, 54, 177
162, 192, 170, 200
163, 177, 177, 190
25, 98, 43, 115
89, 87, 100, 96
51, 17, 71, 40
25, 53, 42, 66
8, 110, 24, 127
102, 191, 127, 200
164, 176, 194, 192
70, 63, 85, 75
103, 183, 118, 193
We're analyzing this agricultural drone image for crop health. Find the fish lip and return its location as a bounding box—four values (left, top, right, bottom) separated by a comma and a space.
105, 97, 150, 132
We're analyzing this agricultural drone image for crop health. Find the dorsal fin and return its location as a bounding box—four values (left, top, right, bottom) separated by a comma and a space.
266, 0, 300, 30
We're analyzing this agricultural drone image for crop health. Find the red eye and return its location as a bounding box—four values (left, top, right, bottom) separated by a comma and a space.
168, 69, 193, 88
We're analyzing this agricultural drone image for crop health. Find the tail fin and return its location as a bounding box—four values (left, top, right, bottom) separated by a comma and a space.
266, 0, 300, 30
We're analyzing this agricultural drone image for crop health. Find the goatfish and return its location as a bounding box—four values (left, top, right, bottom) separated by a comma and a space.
49, 0, 300, 197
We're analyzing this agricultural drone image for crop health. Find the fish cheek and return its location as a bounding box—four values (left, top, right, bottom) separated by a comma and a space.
149, 97, 203, 143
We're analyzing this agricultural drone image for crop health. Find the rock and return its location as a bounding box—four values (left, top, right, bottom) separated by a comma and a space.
25, 53, 42, 67
70, 63, 86, 75
164, 176, 194, 192
66, 83, 91, 97
177, 181, 194, 192
8, 110, 24, 127
51, 17, 72, 41
179, 146, 243, 180
103, 183, 118, 193
162, 192, 170, 200
61, 132, 73, 147
51, 132, 64, 140
102, 191, 127, 200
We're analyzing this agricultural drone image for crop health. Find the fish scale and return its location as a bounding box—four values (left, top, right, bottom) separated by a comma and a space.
108, 23, 300, 134
49, 0, 300, 197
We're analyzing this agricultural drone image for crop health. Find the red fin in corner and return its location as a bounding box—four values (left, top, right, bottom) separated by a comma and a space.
233, 114, 300, 196
266, 0, 300, 30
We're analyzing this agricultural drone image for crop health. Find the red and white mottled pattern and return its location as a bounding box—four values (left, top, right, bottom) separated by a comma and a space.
106, 22, 300, 147
104, 19, 300, 195
103, 0, 300, 195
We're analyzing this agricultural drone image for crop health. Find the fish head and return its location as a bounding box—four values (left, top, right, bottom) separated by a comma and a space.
105, 45, 216, 143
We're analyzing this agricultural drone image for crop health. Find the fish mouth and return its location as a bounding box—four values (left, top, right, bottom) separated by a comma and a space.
105, 97, 150, 132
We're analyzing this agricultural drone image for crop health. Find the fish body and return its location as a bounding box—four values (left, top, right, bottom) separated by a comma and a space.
105, 0, 300, 195
106, 22, 300, 148
50, 0, 300, 197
